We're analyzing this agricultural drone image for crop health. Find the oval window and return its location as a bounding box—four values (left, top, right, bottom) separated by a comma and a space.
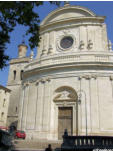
60, 36, 74, 49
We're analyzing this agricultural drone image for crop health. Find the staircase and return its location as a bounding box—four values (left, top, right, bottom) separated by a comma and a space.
13, 139, 62, 151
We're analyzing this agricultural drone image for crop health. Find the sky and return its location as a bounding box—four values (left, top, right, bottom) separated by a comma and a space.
1, 1, 113, 87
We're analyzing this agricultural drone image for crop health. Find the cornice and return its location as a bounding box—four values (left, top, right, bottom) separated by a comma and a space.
24, 52, 113, 73
40, 17, 104, 34
10, 57, 30, 65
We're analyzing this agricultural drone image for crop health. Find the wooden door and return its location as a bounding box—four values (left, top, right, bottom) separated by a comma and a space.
58, 107, 73, 140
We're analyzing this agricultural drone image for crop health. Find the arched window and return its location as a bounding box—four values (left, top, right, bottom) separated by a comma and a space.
20, 70, 24, 80
15, 106, 17, 113
13, 70, 16, 80
3, 99, 6, 107
1, 112, 4, 120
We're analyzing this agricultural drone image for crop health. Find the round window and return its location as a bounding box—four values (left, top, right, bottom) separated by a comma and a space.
60, 36, 74, 49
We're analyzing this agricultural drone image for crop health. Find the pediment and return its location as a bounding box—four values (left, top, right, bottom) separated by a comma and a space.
53, 86, 78, 102
41, 6, 96, 26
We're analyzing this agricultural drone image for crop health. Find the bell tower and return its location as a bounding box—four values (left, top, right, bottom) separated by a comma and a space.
18, 43, 28, 58
7, 42, 30, 127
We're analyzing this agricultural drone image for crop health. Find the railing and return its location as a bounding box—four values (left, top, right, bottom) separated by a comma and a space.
25, 52, 113, 72
61, 130, 113, 150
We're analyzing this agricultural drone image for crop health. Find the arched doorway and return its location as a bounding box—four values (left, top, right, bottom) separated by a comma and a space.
53, 86, 78, 139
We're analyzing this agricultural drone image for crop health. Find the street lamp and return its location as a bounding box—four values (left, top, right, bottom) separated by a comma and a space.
77, 90, 87, 136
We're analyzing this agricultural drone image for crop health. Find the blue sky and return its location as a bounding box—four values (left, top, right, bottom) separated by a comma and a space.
1, 1, 113, 86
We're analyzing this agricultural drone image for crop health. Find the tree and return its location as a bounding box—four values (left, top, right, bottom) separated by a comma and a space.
0, 1, 60, 69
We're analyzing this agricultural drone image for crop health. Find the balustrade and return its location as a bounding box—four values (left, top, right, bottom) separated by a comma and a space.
61, 130, 113, 150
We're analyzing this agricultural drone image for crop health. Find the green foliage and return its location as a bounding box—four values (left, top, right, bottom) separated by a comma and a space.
0, 1, 60, 69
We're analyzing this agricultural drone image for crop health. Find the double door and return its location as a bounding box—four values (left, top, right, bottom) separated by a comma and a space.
58, 107, 73, 139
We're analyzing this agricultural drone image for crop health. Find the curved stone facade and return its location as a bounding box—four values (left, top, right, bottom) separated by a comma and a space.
7, 4, 113, 140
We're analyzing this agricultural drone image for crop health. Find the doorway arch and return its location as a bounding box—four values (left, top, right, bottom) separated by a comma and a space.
53, 86, 78, 139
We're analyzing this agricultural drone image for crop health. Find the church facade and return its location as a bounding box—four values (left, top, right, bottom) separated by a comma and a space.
7, 3, 113, 140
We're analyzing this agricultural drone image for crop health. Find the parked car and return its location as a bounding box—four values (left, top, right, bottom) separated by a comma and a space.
15, 130, 26, 139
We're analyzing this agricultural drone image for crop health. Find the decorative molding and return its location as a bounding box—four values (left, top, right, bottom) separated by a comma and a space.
63, 29, 71, 35
40, 78, 46, 83
78, 75, 97, 80
84, 75, 91, 80
46, 77, 51, 82
23, 81, 29, 87
79, 40, 85, 50
41, 49, 47, 56
92, 75, 97, 79
35, 80, 40, 86
56, 31, 76, 52
87, 40, 93, 50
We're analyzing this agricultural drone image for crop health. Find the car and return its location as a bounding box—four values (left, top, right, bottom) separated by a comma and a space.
15, 130, 26, 139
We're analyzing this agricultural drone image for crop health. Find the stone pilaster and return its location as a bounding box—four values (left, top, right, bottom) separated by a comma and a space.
26, 82, 37, 130
21, 82, 29, 130
90, 76, 100, 133
110, 76, 113, 102
79, 26, 87, 51
48, 31, 54, 54
42, 78, 51, 131
41, 33, 48, 56
79, 77, 87, 135
35, 79, 44, 131
17, 84, 25, 130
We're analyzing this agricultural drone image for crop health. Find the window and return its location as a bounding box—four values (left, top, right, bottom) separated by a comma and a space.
60, 36, 74, 49
14, 70, 16, 80
20, 70, 24, 80
3, 99, 6, 107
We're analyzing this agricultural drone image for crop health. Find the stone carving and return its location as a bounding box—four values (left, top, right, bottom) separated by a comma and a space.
87, 40, 93, 50
92, 75, 97, 79
23, 81, 29, 87
63, 101, 67, 106
41, 49, 47, 56
35, 80, 39, 85
79, 40, 85, 50
40, 78, 46, 83
46, 77, 51, 82
63, 29, 70, 35
54, 86, 77, 102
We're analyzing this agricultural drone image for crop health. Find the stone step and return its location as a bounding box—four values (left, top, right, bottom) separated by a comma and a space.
13, 140, 62, 150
